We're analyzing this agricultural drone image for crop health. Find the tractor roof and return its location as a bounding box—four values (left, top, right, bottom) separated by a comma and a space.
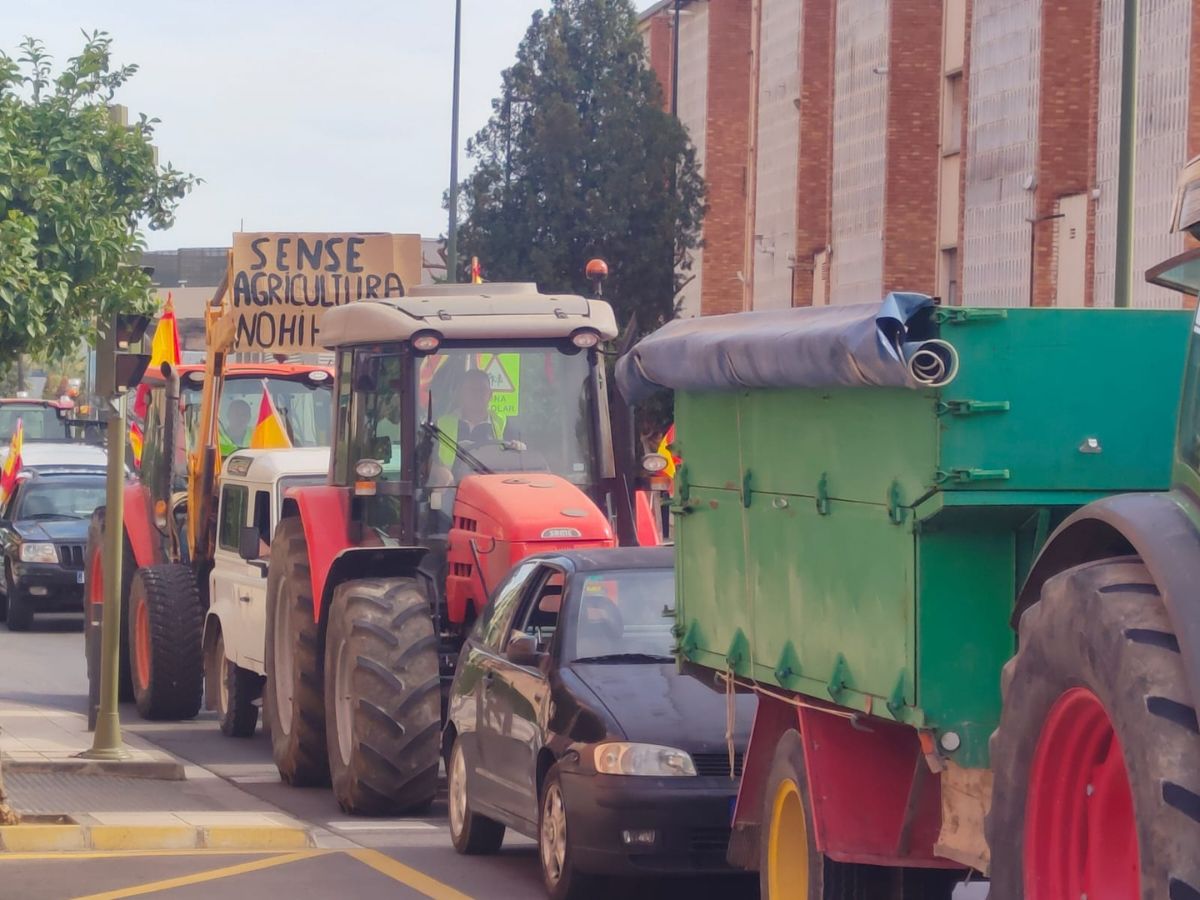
221, 447, 330, 483
317, 283, 619, 349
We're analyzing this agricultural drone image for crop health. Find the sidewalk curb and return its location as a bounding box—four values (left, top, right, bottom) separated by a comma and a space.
1, 756, 185, 780
0, 822, 314, 852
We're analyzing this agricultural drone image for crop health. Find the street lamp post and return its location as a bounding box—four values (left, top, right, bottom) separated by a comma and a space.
446, 0, 463, 284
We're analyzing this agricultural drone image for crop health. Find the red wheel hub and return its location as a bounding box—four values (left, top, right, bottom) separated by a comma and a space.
88, 549, 103, 607
1025, 687, 1139, 899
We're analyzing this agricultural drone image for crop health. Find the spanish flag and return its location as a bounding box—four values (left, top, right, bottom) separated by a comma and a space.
0, 419, 24, 503
655, 424, 678, 480
132, 293, 182, 443
470, 256, 482, 284
250, 381, 292, 450
129, 422, 144, 469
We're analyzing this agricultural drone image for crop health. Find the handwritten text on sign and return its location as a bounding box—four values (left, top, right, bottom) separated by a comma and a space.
230, 233, 414, 351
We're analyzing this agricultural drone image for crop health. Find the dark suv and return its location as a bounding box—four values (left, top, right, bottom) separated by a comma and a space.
0, 465, 107, 630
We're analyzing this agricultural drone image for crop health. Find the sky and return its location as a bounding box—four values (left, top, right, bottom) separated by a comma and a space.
4, 1, 555, 250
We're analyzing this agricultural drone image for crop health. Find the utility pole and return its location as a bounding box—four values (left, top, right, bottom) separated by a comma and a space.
446, 0, 463, 284
1114, 0, 1139, 308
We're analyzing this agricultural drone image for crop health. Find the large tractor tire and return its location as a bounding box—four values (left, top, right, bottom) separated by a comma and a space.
84, 513, 136, 702
324, 577, 440, 816
987, 557, 1200, 899
127, 565, 204, 721
759, 730, 962, 899
264, 518, 328, 786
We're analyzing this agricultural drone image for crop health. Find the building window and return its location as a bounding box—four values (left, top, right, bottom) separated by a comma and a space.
942, 72, 963, 156
940, 248, 959, 306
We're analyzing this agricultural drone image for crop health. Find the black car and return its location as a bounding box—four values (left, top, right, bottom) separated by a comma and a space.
0, 466, 107, 630
444, 547, 756, 900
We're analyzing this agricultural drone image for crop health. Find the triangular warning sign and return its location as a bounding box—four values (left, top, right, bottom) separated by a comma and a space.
484, 357, 515, 392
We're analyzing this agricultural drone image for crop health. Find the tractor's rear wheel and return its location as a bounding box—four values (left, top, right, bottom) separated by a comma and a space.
760, 730, 961, 899
987, 557, 1200, 899
84, 513, 136, 702
127, 565, 204, 721
264, 518, 328, 786
324, 577, 440, 816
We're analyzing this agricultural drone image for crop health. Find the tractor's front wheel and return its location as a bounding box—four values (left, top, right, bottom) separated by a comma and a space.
127, 565, 204, 721
987, 557, 1200, 899
324, 577, 440, 816
264, 518, 328, 786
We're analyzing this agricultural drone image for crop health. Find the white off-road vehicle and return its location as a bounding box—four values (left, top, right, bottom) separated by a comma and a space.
203, 447, 329, 737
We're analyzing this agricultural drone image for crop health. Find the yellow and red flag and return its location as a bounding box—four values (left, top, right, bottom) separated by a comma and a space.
128, 422, 145, 469
1, 419, 25, 503
470, 256, 483, 284
655, 424, 678, 480
250, 380, 292, 449
132, 294, 182, 428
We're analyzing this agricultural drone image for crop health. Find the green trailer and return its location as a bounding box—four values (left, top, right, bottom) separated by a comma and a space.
618, 275, 1200, 895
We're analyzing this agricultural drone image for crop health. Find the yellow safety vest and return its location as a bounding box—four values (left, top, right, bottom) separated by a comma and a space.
436, 411, 506, 467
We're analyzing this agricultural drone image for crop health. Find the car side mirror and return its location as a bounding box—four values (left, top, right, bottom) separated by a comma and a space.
238, 525, 261, 562
506, 634, 543, 667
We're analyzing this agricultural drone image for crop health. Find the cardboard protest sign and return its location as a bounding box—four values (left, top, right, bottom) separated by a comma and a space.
229, 233, 422, 351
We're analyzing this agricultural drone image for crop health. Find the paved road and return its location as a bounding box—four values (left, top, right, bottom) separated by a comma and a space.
0, 617, 987, 899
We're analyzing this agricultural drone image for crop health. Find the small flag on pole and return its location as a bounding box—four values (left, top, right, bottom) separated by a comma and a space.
470, 256, 482, 284
0, 419, 25, 503
250, 380, 293, 449
133, 293, 182, 427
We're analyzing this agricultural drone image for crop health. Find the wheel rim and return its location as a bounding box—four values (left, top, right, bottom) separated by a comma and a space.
767, 778, 810, 900
133, 593, 151, 691
540, 783, 567, 886
272, 581, 294, 733
215, 633, 230, 718
1026, 687, 1139, 899
449, 743, 467, 839
333, 637, 354, 765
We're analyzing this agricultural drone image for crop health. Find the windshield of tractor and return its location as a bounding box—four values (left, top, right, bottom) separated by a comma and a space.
0, 405, 68, 443
183, 376, 332, 453
416, 346, 598, 486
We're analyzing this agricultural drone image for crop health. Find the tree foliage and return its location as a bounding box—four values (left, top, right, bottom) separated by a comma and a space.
0, 33, 197, 361
457, 0, 704, 336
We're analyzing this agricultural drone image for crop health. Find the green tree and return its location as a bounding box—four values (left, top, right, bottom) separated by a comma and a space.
0, 33, 197, 363
457, 0, 705, 335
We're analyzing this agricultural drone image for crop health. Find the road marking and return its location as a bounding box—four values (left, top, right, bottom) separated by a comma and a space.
0, 849, 279, 861
68, 849, 323, 899
229, 774, 282, 784
347, 848, 474, 900
328, 820, 439, 832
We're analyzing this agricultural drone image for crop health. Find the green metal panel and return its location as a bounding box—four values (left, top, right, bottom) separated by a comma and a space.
938, 309, 1188, 492
673, 307, 1191, 769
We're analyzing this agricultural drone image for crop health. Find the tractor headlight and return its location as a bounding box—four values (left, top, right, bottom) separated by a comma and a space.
19, 542, 58, 564
593, 742, 696, 777
355, 459, 384, 479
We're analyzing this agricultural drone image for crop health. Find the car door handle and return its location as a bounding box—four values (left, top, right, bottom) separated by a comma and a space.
238, 594, 252, 604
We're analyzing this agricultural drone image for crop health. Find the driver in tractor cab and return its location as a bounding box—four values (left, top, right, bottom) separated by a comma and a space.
430, 367, 515, 485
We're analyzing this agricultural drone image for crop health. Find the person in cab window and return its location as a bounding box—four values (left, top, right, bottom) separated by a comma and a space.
221, 399, 253, 449
431, 368, 515, 483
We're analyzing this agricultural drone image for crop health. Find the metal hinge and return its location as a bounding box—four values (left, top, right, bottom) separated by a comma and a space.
935, 467, 1011, 484
936, 399, 1010, 417
816, 472, 830, 516
887, 480, 906, 525
934, 308, 1009, 325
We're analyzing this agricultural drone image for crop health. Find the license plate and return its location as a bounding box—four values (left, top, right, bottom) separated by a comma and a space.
77, 571, 85, 584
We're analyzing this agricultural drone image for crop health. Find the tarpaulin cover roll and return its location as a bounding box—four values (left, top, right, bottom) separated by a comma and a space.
615, 293, 938, 403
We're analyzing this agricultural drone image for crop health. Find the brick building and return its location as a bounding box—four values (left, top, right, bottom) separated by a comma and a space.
639, 0, 1199, 314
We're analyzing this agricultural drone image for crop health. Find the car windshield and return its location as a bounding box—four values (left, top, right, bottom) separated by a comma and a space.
0, 406, 67, 443
566, 568, 675, 663
15, 478, 107, 519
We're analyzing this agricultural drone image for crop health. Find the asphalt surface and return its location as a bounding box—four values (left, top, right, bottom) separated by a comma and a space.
0, 615, 988, 899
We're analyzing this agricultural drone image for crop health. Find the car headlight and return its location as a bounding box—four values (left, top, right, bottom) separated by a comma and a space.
19, 542, 58, 564
593, 742, 696, 777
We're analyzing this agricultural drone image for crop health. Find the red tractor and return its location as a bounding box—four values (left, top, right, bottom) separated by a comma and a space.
84, 362, 333, 715
264, 281, 656, 814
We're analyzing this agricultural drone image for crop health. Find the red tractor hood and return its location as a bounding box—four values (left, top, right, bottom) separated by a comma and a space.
453, 474, 613, 543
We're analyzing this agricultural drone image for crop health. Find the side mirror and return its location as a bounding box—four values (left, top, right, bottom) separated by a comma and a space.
506, 634, 543, 667
238, 525, 261, 562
